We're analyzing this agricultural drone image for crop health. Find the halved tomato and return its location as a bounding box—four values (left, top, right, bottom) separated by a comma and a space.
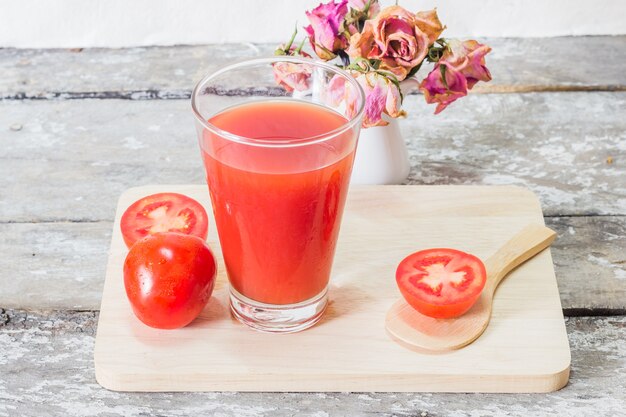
120, 193, 209, 248
396, 248, 487, 319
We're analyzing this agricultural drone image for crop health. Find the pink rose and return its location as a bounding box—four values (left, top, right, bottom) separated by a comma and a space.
305, 0, 349, 60
273, 61, 313, 93
326, 73, 361, 120
348, 0, 380, 18
358, 72, 405, 127
327, 75, 349, 108
415, 9, 444, 45
419, 39, 492, 113
348, 6, 430, 81
419, 61, 468, 114
442, 39, 492, 89
327, 71, 404, 127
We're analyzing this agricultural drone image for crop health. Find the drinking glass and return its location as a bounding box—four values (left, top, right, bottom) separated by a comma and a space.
192, 57, 365, 332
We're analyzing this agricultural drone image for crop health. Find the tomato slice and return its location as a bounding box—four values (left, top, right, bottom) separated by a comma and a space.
396, 248, 487, 319
120, 193, 209, 248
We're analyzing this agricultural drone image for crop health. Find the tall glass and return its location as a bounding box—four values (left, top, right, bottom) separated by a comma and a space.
191, 57, 365, 333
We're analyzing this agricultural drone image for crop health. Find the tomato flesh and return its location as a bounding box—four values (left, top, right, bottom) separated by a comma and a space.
123, 232, 217, 329
396, 248, 487, 319
120, 192, 209, 248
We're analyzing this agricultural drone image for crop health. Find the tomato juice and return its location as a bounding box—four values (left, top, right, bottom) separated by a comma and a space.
199, 100, 358, 305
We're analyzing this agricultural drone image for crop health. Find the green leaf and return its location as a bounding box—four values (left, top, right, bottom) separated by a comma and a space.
427, 46, 443, 63
285, 24, 298, 51
347, 57, 376, 72
440, 64, 449, 90
295, 38, 306, 54
406, 61, 423, 78
364, 0, 372, 14
376, 70, 404, 102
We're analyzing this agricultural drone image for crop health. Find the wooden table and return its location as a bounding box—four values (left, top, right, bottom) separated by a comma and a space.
1, 37, 625, 415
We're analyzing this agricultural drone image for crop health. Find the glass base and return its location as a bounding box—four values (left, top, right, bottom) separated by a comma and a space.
229, 287, 328, 333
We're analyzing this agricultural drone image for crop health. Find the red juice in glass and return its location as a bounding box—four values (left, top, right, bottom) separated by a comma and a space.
192, 57, 364, 332
201, 100, 355, 304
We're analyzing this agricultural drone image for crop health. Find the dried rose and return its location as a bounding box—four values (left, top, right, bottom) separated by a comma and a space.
327, 74, 350, 108
347, 0, 380, 18
273, 61, 313, 93
327, 70, 404, 127
325, 73, 360, 122
348, 6, 430, 81
305, 0, 349, 61
442, 39, 492, 89
415, 9, 444, 45
419, 61, 468, 114
356, 71, 405, 128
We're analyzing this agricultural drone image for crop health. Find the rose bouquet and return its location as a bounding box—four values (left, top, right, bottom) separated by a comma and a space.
274, 0, 492, 128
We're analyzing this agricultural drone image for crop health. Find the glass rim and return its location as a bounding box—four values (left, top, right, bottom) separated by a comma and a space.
191, 56, 366, 148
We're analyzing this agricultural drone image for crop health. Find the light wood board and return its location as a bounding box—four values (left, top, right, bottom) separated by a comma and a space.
94, 185, 570, 393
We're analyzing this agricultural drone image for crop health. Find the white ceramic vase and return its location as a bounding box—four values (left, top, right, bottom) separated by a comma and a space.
350, 118, 411, 185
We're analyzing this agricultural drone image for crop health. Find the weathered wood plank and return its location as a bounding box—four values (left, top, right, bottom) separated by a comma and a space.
402, 92, 626, 216
1, 93, 623, 221
0, 37, 624, 100
1, 311, 625, 416
551, 216, 626, 314
0, 222, 111, 310
0, 217, 623, 312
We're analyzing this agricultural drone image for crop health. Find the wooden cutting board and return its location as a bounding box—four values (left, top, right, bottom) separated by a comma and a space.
94, 185, 570, 393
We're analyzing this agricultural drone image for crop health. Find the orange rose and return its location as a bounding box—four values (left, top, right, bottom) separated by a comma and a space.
415, 9, 444, 45
348, 6, 431, 81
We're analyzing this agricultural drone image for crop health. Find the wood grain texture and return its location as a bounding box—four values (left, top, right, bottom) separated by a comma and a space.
0, 217, 623, 313
1, 310, 624, 416
551, 216, 626, 315
1, 93, 624, 223
0, 37, 624, 100
94, 185, 569, 392
402, 93, 626, 216
386, 225, 557, 352
0, 222, 111, 310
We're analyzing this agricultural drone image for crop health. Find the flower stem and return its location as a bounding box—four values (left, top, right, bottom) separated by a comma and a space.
285, 24, 298, 51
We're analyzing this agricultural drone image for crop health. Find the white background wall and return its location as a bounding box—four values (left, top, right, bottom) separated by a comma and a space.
1, 0, 625, 48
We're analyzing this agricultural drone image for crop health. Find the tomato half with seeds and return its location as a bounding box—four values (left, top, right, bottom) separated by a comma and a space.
396, 248, 487, 319
120, 192, 209, 248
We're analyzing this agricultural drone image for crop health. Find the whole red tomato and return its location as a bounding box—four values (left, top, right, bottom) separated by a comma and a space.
123, 232, 217, 329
